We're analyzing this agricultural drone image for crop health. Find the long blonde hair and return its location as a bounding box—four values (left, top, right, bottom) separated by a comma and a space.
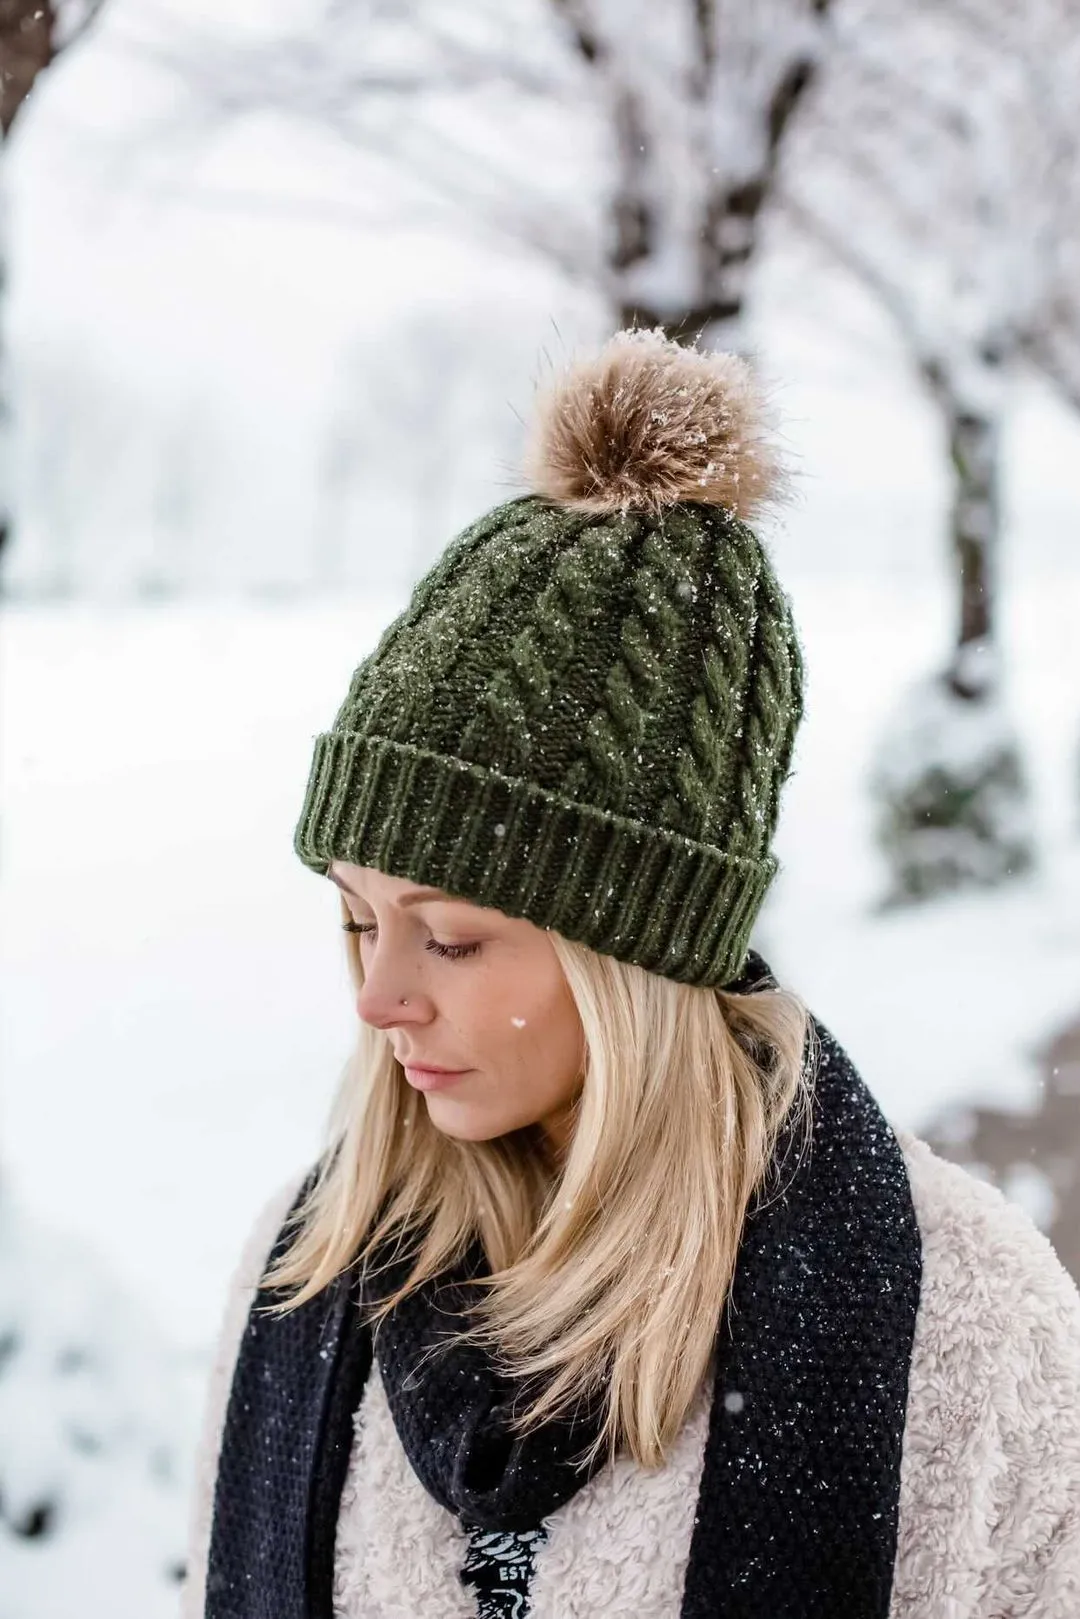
265, 901, 814, 1469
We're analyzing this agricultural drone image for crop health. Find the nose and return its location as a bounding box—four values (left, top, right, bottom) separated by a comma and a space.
355, 971, 426, 1031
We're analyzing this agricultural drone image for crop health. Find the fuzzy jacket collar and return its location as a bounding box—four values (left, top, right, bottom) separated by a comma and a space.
204, 953, 922, 1619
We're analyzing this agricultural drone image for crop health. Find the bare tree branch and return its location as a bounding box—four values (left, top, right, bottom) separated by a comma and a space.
776, 185, 931, 366
105, 3, 599, 286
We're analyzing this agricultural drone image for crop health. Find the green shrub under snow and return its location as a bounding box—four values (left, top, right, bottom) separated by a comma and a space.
869, 650, 1036, 907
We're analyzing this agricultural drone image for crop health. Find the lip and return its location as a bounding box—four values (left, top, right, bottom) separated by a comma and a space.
403, 1064, 471, 1093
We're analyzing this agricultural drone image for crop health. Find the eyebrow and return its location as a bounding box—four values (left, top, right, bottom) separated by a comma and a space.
327, 870, 452, 908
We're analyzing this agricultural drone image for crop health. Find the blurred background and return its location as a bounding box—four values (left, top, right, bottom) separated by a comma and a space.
1, 0, 1079, 1611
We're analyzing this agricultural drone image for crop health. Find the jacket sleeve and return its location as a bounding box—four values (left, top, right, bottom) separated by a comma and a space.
180, 1175, 307, 1619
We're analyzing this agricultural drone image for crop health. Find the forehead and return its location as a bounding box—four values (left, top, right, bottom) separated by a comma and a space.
327, 862, 471, 908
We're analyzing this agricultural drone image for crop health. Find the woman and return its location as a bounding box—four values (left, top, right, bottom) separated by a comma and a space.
183, 331, 1080, 1618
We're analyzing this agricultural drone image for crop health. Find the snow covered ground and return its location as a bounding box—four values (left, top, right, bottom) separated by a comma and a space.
0, 1193, 191, 1618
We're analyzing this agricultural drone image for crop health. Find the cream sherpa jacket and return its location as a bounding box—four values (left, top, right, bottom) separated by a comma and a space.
182, 1130, 1080, 1618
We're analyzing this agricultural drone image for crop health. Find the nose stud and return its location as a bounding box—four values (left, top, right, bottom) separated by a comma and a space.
400, 998, 409, 1006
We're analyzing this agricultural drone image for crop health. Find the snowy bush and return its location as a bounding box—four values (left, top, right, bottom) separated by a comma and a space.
0, 1188, 191, 1619
869, 642, 1035, 906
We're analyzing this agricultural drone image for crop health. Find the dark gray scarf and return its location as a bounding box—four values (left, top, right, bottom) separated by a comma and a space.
204, 955, 922, 1618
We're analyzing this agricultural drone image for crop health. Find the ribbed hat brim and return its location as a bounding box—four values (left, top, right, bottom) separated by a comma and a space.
294, 731, 776, 988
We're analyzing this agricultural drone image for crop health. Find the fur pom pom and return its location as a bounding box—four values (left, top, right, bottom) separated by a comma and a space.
524, 328, 788, 521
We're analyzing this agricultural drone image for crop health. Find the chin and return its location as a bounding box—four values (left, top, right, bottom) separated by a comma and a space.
421, 1095, 526, 1143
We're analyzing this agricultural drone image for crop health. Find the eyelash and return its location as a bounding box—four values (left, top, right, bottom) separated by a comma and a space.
341, 920, 481, 961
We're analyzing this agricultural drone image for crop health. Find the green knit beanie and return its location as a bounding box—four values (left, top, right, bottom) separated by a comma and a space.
294, 329, 804, 987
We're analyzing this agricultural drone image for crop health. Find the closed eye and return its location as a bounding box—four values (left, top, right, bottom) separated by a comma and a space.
341, 920, 481, 961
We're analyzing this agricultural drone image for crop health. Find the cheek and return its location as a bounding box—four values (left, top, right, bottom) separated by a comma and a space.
486, 964, 581, 1077
427, 960, 582, 1135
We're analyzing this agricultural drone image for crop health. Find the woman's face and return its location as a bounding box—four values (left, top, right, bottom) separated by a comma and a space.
328, 862, 586, 1151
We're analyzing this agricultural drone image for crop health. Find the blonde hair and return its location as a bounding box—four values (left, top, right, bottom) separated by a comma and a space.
265, 898, 814, 1470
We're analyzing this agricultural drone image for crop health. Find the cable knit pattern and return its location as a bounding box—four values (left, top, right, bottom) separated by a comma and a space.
292, 495, 803, 989
295, 335, 805, 985
184, 1134, 1080, 1617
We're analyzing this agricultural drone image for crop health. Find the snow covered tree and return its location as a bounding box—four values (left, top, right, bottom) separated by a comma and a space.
139, 0, 835, 355
549, 0, 835, 349
1018, 85, 1080, 833
781, 0, 1078, 903
0, 1, 105, 556
111, 0, 839, 600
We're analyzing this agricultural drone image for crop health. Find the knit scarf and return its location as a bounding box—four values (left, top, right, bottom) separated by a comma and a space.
204, 955, 923, 1619
359, 1235, 609, 1532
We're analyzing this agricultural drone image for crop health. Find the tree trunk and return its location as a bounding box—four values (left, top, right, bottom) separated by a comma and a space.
925, 350, 1005, 699
555, 0, 832, 353
0, 1, 57, 563
607, 80, 754, 347
869, 340, 1032, 907
614, 61, 823, 352
0, 0, 54, 137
